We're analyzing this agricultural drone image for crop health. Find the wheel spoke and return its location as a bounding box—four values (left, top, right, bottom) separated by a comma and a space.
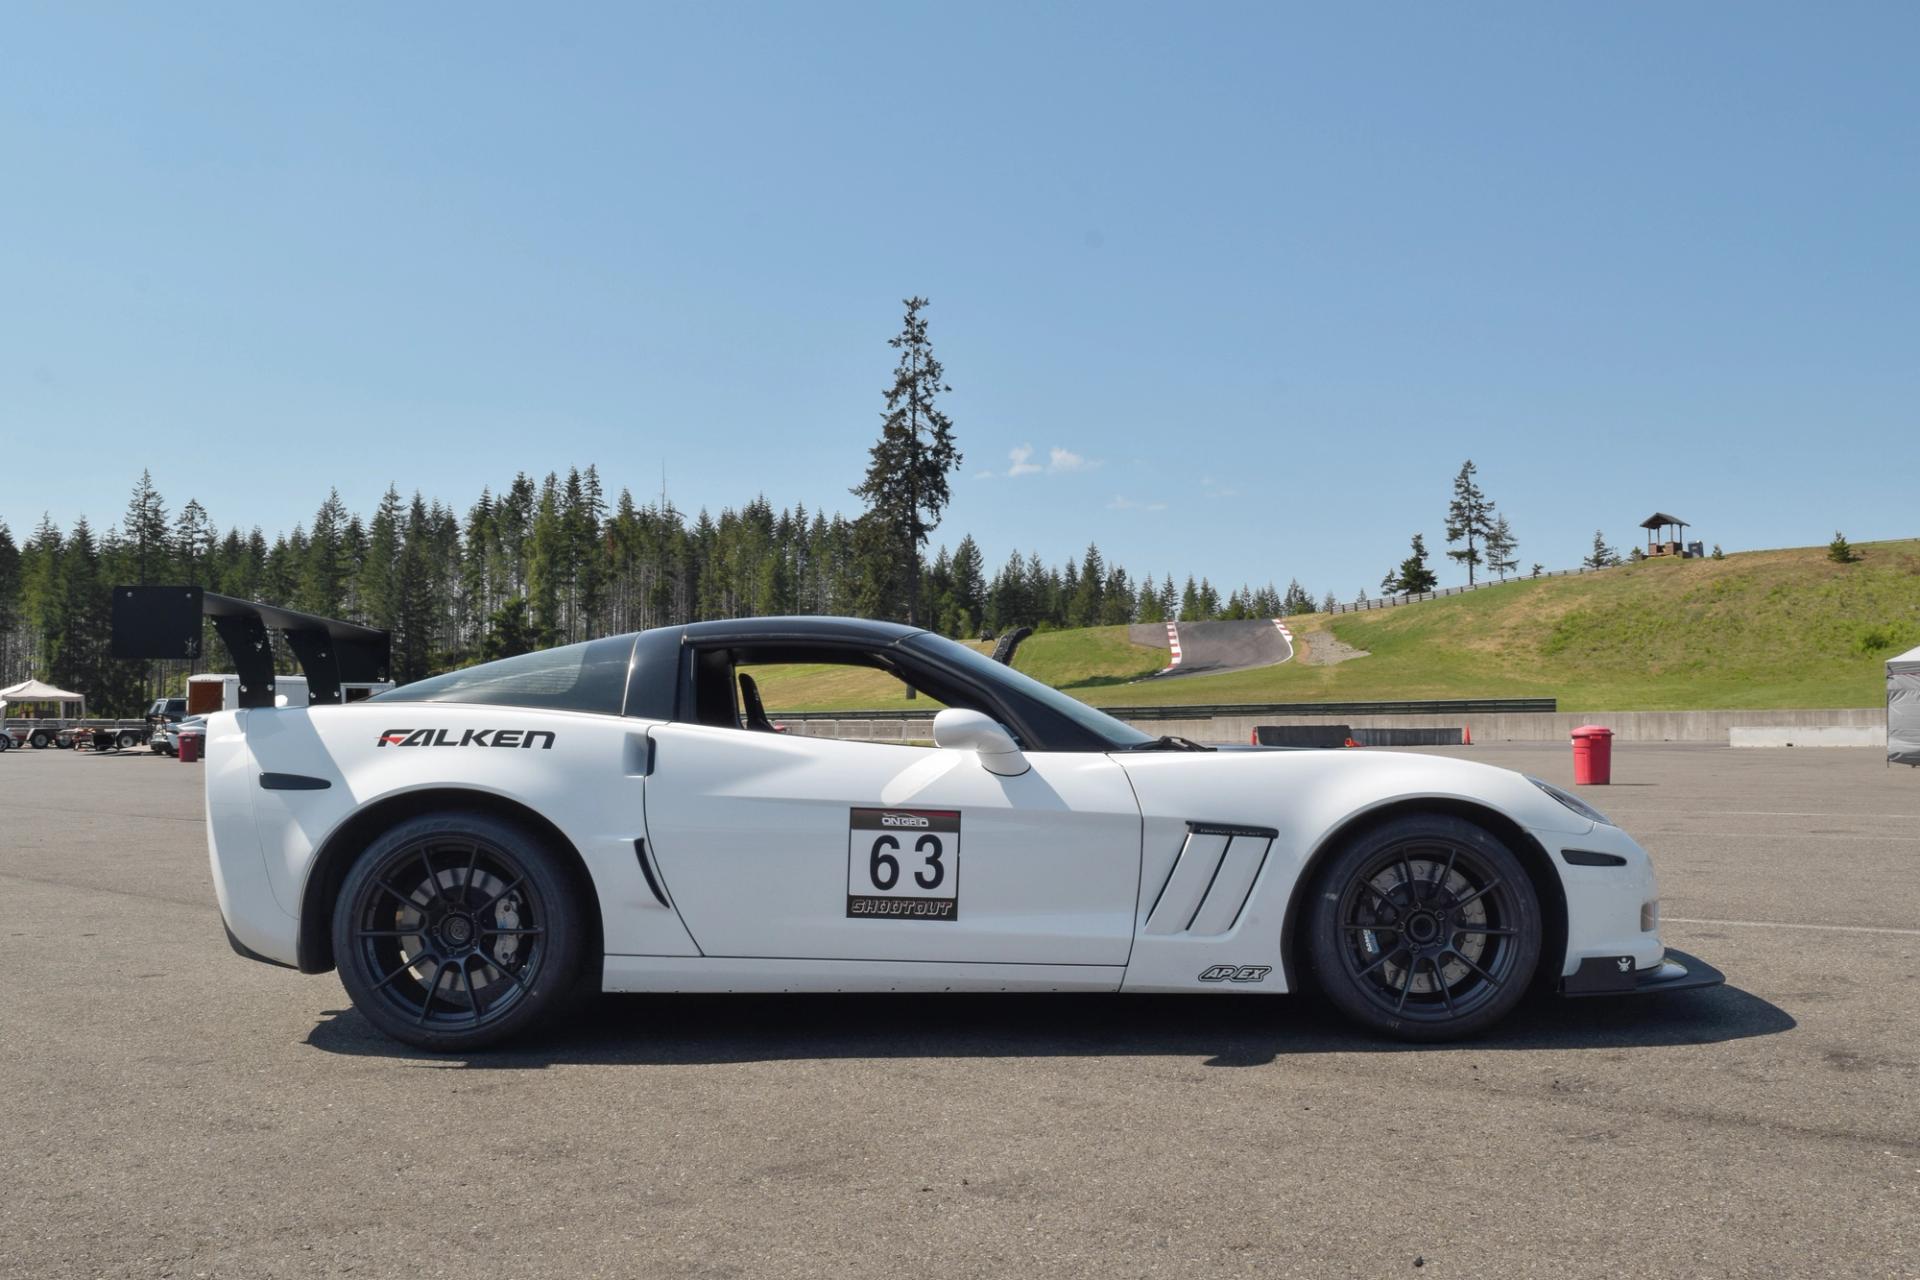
1430, 956, 1457, 1017
376, 880, 425, 912
1447, 947, 1502, 989
1360, 881, 1398, 915
1400, 854, 1420, 902
1394, 959, 1417, 1012
420, 850, 447, 908
1452, 878, 1501, 911
370, 953, 429, 991
479, 926, 543, 936
462, 955, 484, 1025
1356, 946, 1404, 980
462, 842, 482, 907
482, 953, 529, 991
414, 959, 444, 1023
1453, 925, 1518, 937
358, 928, 426, 938
475, 876, 525, 918
1434, 847, 1458, 897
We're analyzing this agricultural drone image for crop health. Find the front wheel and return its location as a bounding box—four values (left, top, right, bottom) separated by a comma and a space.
333, 812, 584, 1052
1307, 814, 1541, 1041
28, 730, 49, 749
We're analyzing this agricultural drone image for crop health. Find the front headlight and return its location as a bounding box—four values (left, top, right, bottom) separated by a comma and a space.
1528, 776, 1614, 826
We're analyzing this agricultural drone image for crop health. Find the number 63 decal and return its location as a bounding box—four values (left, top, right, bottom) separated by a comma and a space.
847, 808, 960, 921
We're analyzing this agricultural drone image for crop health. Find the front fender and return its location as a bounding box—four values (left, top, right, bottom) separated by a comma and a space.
1111, 749, 1594, 992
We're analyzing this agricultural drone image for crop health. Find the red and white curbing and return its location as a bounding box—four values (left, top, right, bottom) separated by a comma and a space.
1161, 622, 1183, 673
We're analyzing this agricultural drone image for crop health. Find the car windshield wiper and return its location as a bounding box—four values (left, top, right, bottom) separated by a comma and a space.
1125, 734, 1215, 752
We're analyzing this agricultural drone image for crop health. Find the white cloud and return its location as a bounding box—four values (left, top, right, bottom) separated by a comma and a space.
974, 469, 994, 480
991, 443, 1100, 478
1107, 495, 1167, 511
1006, 444, 1042, 477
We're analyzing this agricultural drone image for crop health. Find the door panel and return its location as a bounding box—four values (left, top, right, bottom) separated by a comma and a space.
643, 723, 1142, 965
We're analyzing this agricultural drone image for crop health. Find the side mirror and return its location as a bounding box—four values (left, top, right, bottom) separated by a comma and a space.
932, 708, 1029, 777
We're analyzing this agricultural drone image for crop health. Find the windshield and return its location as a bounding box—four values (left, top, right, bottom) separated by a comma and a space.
902, 633, 1153, 750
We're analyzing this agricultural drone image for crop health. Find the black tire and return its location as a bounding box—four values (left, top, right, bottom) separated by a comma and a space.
332, 811, 585, 1052
28, 730, 49, 750
116, 730, 140, 751
1306, 814, 1541, 1042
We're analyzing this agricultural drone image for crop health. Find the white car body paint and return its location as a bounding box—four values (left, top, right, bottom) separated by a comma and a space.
208, 699, 1666, 994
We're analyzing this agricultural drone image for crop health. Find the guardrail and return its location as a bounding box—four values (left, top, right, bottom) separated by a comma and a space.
1329, 566, 1604, 614
771, 697, 1558, 723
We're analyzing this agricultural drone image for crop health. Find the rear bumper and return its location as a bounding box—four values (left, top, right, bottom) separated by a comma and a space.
1561, 947, 1724, 997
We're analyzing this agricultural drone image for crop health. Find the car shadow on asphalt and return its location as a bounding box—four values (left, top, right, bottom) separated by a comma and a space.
303, 983, 1793, 1069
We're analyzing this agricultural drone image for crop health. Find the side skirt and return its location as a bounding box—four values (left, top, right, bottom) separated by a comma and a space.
602, 955, 1124, 994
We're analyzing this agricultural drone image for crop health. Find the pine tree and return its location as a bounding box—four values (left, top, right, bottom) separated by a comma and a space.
120, 470, 170, 584
950, 536, 986, 637
1393, 533, 1439, 594
1583, 529, 1618, 570
1485, 515, 1519, 581
850, 297, 961, 624
1443, 460, 1497, 584
1069, 544, 1105, 628
301, 489, 351, 617
1179, 575, 1201, 622
1827, 531, 1860, 564
359, 486, 404, 638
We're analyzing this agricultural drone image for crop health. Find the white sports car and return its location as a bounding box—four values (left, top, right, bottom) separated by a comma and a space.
205, 616, 1721, 1050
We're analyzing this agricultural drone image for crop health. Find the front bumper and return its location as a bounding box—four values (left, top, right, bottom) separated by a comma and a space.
1560, 947, 1724, 997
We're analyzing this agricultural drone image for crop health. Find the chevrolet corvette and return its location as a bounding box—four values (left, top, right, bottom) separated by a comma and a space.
203, 616, 1721, 1050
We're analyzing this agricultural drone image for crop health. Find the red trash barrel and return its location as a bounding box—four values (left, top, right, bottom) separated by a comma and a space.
177, 731, 201, 764
1570, 725, 1613, 785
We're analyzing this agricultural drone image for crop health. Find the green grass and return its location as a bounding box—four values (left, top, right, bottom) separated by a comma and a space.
752, 626, 1165, 712
758, 539, 1920, 712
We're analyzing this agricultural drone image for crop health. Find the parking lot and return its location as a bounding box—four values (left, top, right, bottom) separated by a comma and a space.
2, 743, 1915, 1279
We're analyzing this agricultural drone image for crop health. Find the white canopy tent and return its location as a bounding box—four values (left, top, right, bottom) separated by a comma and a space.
0, 679, 86, 719
1891, 645, 1920, 767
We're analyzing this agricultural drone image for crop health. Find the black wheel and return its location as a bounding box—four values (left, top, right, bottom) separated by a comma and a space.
332, 812, 584, 1052
116, 730, 140, 751
1307, 814, 1541, 1041
28, 730, 49, 750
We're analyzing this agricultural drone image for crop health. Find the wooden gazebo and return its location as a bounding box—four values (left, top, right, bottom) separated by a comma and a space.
1640, 513, 1691, 558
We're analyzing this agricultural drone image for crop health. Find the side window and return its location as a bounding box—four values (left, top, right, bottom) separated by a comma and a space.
690, 646, 952, 745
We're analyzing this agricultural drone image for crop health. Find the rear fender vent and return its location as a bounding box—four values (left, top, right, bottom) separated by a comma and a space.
1143, 822, 1277, 937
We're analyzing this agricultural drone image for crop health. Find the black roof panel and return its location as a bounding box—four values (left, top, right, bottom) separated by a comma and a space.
672, 616, 926, 646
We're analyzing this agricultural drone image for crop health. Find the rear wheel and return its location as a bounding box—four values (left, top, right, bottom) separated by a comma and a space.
332, 812, 584, 1052
1307, 814, 1540, 1041
116, 730, 140, 750
28, 730, 49, 750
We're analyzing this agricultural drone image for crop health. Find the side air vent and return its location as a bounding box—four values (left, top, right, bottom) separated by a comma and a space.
1142, 822, 1277, 937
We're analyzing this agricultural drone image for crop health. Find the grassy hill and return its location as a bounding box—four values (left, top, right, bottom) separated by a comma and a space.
755, 539, 1920, 713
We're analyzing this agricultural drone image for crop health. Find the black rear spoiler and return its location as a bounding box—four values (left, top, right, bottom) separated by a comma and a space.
111, 585, 392, 709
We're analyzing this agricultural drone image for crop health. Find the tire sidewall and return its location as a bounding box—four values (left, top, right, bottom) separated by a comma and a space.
1307, 814, 1542, 1042
332, 811, 586, 1053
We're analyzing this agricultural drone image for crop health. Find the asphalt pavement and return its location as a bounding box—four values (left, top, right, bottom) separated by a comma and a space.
1130, 619, 1293, 678
1, 743, 1916, 1278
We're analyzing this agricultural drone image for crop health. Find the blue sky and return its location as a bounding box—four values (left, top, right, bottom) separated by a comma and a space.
3, 3, 1915, 597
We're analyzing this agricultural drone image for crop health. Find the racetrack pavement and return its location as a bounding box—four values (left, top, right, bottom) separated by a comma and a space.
1130, 618, 1293, 679
1, 745, 1916, 1278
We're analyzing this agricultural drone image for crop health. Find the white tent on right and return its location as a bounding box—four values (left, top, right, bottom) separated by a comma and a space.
1890, 645, 1920, 767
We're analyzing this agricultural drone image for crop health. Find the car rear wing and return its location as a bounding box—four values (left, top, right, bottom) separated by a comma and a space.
112, 585, 392, 709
